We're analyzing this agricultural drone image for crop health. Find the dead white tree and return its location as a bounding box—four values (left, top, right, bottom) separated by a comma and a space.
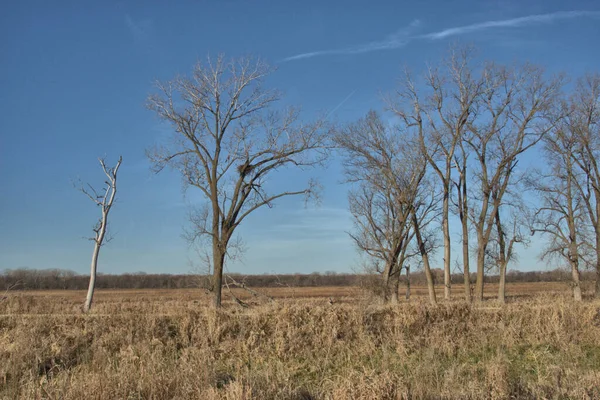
77, 156, 122, 313
147, 55, 331, 308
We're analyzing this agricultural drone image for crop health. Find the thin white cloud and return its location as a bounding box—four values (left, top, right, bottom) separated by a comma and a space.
283, 11, 600, 62
125, 14, 153, 42
282, 19, 421, 62
421, 10, 599, 40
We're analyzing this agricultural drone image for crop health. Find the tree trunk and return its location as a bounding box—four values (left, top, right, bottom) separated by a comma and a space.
83, 242, 101, 313
570, 258, 583, 302
461, 219, 471, 302
475, 231, 486, 302
596, 232, 600, 299
498, 261, 507, 304
405, 265, 411, 300
382, 261, 393, 303
422, 252, 436, 305
495, 210, 507, 304
442, 190, 451, 300
458, 172, 471, 302
84, 212, 108, 313
382, 250, 401, 303
212, 247, 226, 308
412, 213, 436, 305
390, 270, 400, 304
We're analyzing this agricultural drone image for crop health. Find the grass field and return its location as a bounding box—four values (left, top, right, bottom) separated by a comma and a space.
1, 281, 587, 312
2, 282, 600, 399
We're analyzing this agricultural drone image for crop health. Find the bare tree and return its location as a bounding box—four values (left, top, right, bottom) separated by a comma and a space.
336, 111, 437, 304
147, 55, 331, 308
404, 264, 411, 300
466, 63, 563, 301
347, 183, 413, 303
489, 190, 528, 303
568, 74, 600, 297
410, 183, 440, 305
452, 138, 473, 301
77, 156, 122, 313
529, 124, 590, 301
391, 47, 482, 301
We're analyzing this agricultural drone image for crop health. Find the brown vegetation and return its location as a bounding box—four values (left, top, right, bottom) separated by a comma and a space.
2, 286, 600, 399
2, 268, 594, 291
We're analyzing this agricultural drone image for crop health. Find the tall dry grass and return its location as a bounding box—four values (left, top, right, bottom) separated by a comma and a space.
1, 292, 600, 399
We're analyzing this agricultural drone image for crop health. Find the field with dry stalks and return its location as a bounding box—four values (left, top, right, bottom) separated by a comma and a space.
2, 284, 600, 399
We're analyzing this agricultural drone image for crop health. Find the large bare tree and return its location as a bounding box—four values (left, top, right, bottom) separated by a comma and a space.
529, 123, 590, 301
336, 111, 437, 304
466, 63, 563, 301
77, 156, 122, 313
147, 55, 331, 307
390, 48, 482, 301
568, 74, 600, 297
452, 138, 473, 301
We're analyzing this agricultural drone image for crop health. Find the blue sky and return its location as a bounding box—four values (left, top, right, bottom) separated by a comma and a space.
1, 0, 599, 275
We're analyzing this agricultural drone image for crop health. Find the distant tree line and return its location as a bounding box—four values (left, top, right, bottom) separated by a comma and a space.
0, 268, 594, 291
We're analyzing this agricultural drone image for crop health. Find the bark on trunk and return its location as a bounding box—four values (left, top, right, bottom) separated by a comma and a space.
413, 213, 436, 305
595, 232, 600, 299
570, 258, 583, 302
84, 211, 109, 313
461, 222, 471, 302
83, 242, 101, 313
442, 191, 451, 300
495, 210, 507, 304
405, 265, 411, 300
382, 250, 401, 303
382, 261, 393, 303
460, 181, 471, 302
567, 216, 582, 301
498, 261, 507, 304
595, 260, 600, 299
212, 247, 226, 308
390, 272, 400, 304
475, 232, 486, 302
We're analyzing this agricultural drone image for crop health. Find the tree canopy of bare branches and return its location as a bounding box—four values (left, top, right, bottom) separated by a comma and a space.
336, 111, 438, 304
529, 120, 592, 301
463, 63, 564, 301
566, 74, 600, 297
389, 47, 482, 301
147, 55, 332, 307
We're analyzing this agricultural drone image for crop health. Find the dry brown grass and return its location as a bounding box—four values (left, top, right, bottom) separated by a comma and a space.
2, 283, 600, 399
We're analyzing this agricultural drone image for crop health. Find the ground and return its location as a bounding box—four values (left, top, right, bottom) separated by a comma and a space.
1, 282, 600, 399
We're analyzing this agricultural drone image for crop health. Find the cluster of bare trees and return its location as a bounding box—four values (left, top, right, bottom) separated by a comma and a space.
75, 49, 599, 311
336, 48, 600, 304
529, 75, 600, 301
